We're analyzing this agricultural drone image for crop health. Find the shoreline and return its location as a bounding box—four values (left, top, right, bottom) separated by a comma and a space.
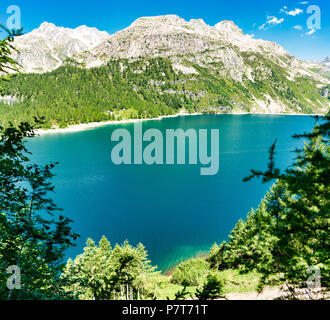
35, 112, 197, 135
163, 250, 210, 276
35, 111, 323, 135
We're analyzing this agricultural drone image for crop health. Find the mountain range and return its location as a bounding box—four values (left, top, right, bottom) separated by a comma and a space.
2, 15, 329, 126
13, 17, 330, 78
11, 22, 109, 73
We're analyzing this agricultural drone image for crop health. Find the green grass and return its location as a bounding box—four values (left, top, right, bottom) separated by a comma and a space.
152, 268, 264, 300
219, 269, 261, 294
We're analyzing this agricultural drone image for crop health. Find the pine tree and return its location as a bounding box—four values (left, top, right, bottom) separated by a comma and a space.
244, 116, 330, 292
62, 237, 156, 300
195, 271, 225, 300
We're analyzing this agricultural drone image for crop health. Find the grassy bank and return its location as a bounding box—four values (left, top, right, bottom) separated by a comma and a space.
155, 268, 263, 300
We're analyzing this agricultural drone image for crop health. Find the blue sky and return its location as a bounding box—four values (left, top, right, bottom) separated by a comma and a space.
0, 0, 329, 61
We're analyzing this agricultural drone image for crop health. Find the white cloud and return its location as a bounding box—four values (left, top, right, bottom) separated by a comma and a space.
300, 1, 309, 5
259, 24, 266, 30
246, 34, 255, 39
293, 25, 303, 30
268, 17, 285, 25
281, 7, 303, 16
259, 16, 285, 30
287, 8, 304, 16
305, 29, 316, 36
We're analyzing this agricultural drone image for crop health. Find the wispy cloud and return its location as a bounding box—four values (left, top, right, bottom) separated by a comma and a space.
305, 29, 316, 36
288, 8, 303, 16
300, 1, 309, 5
293, 25, 303, 30
281, 7, 304, 16
259, 16, 284, 30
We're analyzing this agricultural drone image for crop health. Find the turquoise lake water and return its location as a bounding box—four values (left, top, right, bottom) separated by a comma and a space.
27, 114, 317, 271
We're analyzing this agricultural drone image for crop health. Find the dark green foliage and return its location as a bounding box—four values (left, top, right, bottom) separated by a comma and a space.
173, 283, 191, 300
171, 258, 209, 286
244, 115, 329, 288
0, 118, 79, 300
208, 186, 282, 274
0, 25, 78, 300
207, 242, 227, 270
0, 25, 22, 85
195, 271, 224, 300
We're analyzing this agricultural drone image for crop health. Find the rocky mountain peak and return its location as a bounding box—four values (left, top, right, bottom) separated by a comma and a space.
38, 22, 57, 32
214, 20, 242, 33
130, 15, 186, 27
189, 18, 207, 26
11, 22, 110, 73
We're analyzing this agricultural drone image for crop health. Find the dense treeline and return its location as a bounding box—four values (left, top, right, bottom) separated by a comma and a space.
0, 58, 191, 128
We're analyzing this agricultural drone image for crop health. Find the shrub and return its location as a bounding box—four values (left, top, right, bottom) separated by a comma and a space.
171, 259, 209, 286
195, 271, 225, 300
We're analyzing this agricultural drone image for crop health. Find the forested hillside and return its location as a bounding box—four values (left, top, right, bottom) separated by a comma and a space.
0, 58, 186, 128
0, 55, 329, 129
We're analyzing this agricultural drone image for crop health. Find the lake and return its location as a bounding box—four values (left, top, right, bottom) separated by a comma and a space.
27, 114, 317, 271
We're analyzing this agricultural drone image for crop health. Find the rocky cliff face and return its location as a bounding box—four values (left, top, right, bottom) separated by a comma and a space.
79, 15, 291, 75
12, 22, 109, 73
86, 15, 288, 59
